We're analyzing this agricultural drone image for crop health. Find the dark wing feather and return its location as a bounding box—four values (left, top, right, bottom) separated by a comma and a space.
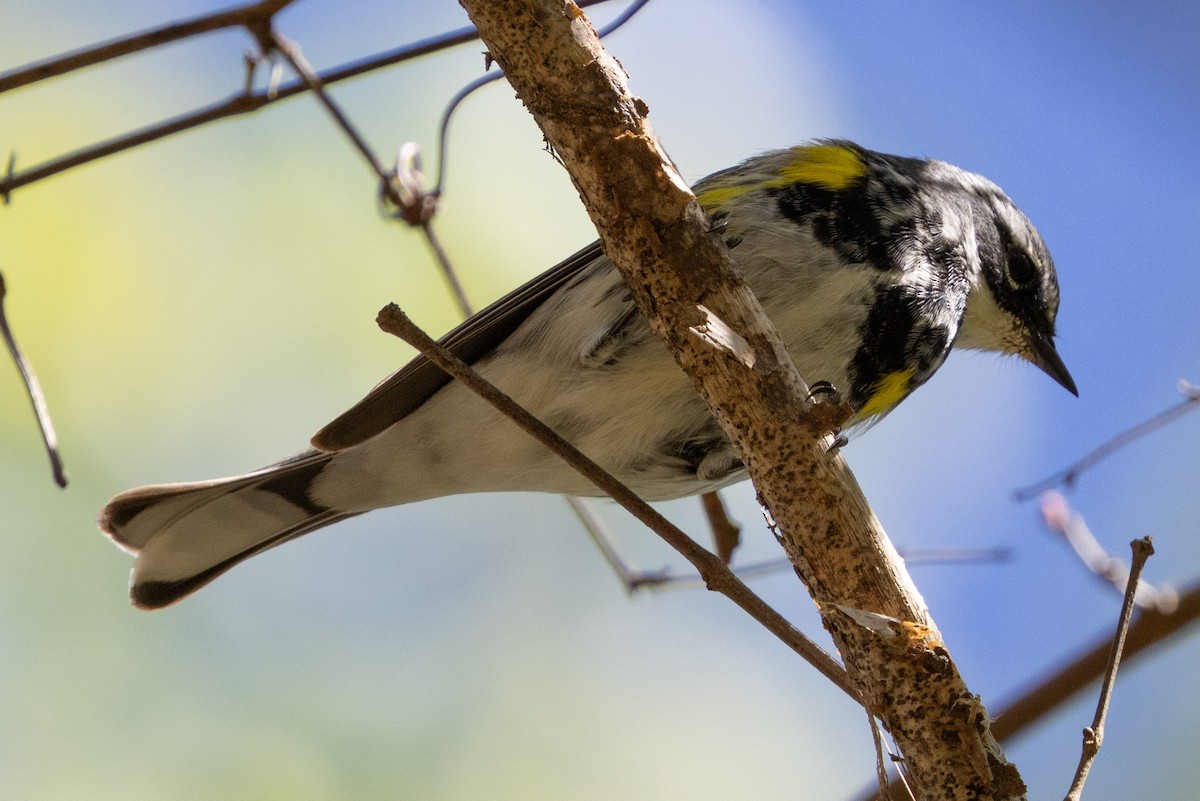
311, 241, 606, 451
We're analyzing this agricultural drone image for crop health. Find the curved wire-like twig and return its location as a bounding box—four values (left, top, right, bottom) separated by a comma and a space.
0, 0, 616, 199
430, 0, 653, 194
1013, 379, 1199, 501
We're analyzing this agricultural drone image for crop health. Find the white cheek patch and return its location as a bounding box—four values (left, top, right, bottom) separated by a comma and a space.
956, 288, 1024, 354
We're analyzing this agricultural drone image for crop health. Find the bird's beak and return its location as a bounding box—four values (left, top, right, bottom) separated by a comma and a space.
1026, 329, 1078, 396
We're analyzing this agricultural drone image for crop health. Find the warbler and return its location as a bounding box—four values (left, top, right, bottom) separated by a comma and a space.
101, 140, 1076, 609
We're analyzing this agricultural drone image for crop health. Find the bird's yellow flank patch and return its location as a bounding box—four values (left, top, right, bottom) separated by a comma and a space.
858, 368, 915, 419
778, 144, 867, 191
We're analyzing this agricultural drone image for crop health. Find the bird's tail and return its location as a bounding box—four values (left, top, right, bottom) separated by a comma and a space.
100, 450, 357, 609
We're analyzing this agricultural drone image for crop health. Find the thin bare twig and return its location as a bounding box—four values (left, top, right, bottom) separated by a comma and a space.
0, 0, 297, 93
859, 571, 1200, 801
993, 575, 1200, 744
0, 272, 67, 487
417, 223, 473, 315
2, 151, 13, 205
867, 712, 894, 801
374, 301, 859, 703
627, 547, 1012, 592
259, 30, 404, 208
562, 494, 673, 592
1063, 537, 1154, 801
1014, 380, 1200, 501
0, 0, 616, 199
1041, 491, 1178, 612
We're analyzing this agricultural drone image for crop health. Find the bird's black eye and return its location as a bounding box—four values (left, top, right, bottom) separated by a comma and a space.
995, 217, 1041, 289
1005, 244, 1039, 289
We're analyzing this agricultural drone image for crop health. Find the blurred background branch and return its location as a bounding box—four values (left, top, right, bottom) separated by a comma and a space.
0, 0, 617, 199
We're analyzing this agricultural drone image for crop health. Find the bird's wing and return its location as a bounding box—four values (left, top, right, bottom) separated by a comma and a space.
311, 241, 607, 452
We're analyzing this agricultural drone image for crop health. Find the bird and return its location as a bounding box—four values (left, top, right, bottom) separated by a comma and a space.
100, 140, 1076, 609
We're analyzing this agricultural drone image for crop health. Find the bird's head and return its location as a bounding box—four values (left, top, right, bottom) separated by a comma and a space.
937, 167, 1077, 396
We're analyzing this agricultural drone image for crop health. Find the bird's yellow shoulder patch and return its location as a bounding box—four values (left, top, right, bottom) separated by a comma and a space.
696, 184, 753, 212
858, 368, 916, 419
775, 144, 867, 191
695, 143, 867, 212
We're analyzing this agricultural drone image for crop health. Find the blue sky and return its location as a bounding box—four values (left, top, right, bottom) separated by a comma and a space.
1, 1, 1197, 799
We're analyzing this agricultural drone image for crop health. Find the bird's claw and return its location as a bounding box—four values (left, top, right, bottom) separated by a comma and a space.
807, 380, 843, 404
